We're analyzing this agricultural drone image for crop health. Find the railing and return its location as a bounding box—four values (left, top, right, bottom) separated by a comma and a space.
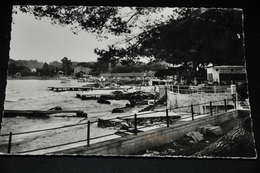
167, 85, 231, 94
0, 99, 234, 154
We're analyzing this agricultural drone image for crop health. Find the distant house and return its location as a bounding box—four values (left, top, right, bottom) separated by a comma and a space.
99, 72, 143, 80
99, 71, 155, 81
30, 68, 37, 73
74, 66, 91, 74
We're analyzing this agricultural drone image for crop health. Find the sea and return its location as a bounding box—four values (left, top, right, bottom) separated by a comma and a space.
1, 79, 140, 142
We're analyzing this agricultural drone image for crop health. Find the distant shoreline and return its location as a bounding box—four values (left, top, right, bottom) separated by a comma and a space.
7, 76, 68, 80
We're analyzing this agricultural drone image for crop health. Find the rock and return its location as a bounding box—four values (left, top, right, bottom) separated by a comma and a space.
172, 142, 179, 146
129, 100, 136, 107
194, 118, 255, 157
186, 131, 204, 142
167, 149, 176, 154
198, 125, 222, 136
48, 106, 62, 110
146, 150, 160, 155
120, 122, 130, 130
112, 108, 125, 113
97, 118, 122, 128
97, 99, 111, 104
207, 126, 222, 135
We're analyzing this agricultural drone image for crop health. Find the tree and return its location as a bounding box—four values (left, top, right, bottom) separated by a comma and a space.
49, 60, 62, 68
17, 6, 244, 83
41, 62, 50, 76
7, 63, 18, 76
61, 57, 72, 75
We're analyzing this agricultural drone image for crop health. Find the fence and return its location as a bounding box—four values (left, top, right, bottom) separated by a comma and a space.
0, 98, 234, 154
167, 85, 231, 94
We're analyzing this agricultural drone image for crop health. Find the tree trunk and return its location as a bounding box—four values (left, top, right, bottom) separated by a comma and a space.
194, 117, 255, 157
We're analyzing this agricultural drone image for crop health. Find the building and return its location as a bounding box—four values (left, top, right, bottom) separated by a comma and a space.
100, 71, 155, 80
100, 72, 144, 80
74, 66, 91, 75
206, 65, 246, 85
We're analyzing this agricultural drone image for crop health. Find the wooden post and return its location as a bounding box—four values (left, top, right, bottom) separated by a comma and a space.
191, 105, 194, 121
7, 132, 12, 154
165, 85, 168, 109
134, 113, 137, 135
166, 108, 169, 127
224, 99, 227, 112
210, 101, 213, 116
87, 121, 90, 146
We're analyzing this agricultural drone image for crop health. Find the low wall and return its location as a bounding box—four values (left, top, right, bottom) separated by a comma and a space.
167, 92, 233, 114
52, 109, 248, 155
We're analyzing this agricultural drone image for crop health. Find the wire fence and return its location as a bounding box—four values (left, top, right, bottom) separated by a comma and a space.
0, 98, 235, 154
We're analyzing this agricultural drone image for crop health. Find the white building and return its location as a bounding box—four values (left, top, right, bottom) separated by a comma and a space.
206, 65, 246, 85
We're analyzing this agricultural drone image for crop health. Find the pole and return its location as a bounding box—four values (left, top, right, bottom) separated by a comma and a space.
7, 132, 12, 153
87, 121, 90, 146
224, 99, 227, 112
166, 108, 169, 127
191, 105, 194, 121
134, 113, 137, 135
165, 85, 168, 109
210, 101, 213, 116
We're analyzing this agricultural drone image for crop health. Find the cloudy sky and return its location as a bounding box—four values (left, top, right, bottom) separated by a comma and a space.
10, 7, 174, 63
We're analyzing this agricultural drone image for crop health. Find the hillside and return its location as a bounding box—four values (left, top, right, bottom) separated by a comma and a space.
8, 59, 44, 69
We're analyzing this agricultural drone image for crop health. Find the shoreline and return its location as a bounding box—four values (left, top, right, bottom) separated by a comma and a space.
7, 76, 65, 80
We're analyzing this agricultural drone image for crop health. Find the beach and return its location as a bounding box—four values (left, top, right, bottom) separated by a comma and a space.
1, 79, 150, 154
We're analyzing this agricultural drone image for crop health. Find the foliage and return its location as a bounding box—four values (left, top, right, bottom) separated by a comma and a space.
92, 8, 244, 67
61, 57, 73, 75
8, 63, 33, 76
13, 7, 244, 82
40, 62, 50, 76
17, 6, 164, 38
8, 59, 44, 69
49, 60, 62, 68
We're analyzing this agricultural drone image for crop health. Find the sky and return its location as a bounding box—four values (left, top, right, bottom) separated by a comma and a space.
10, 7, 174, 63
10, 9, 122, 63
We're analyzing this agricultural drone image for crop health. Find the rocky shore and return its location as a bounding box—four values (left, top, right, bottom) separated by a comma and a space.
134, 117, 256, 157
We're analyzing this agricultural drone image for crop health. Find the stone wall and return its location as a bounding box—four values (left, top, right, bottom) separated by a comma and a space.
167, 92, 233, 114
52, 109, 245, 155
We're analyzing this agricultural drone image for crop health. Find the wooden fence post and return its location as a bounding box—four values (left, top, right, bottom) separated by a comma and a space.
166, 108, 169, 127
87, 121, 90, 146
224, 99, 227, 112
210, 101, 213, 115
191, 105, 194, 121
134, 113, 137, 135
7, 132, 12, 154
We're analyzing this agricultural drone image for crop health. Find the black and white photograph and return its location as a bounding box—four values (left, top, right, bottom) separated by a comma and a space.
0, 5, 257, 159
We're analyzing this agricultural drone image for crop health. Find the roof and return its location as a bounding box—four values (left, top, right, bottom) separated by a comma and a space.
205, 65, 245, 69
100, 73, 144, 77
75, 66, 91, 69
